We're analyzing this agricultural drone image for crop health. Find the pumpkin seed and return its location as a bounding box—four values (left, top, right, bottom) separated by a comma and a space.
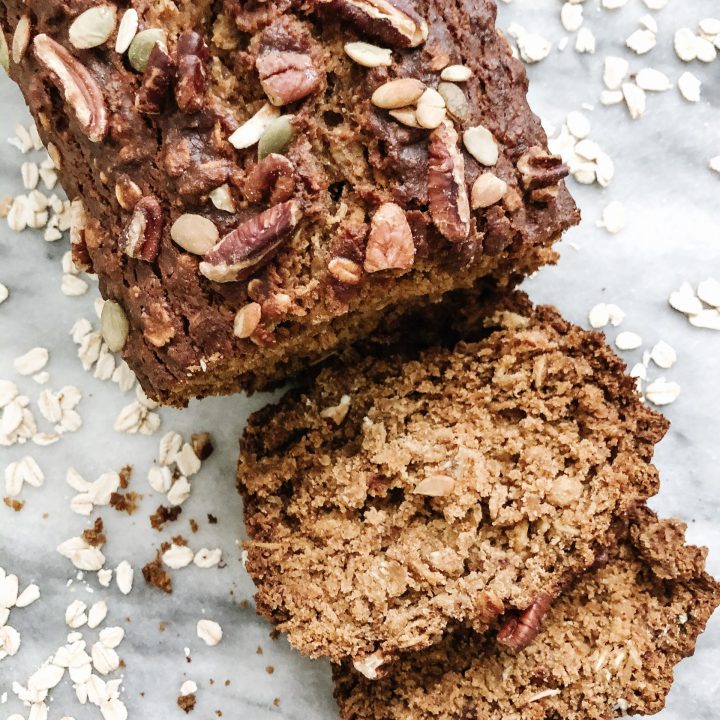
438, 82, 469, 122
101, 301, 130, 352
258, 114, 295, 160
171, 214, 220, 255
128, 29, 166, 73
69, 5, 117, 50
115, 8, 139, 54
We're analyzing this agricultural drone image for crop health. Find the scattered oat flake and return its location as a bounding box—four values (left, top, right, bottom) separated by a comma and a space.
598, 201, 625, 234
194, 548, 222, 569
622, 83, 646, 119
180, 680, 198, 696
646, 378, 681, 406
603, 57, 629, 90
626, 29, 656, 55
689, 310, 720, 330
162, 544, 194, 570
616, 331, 642, 350
678, 72, 701, 102
697, 278, 720, 308
507, 23, 552, 63
14, 347, 49, 376
650, 341, 677, 369
669, 283, 704, 316
197, 619, 223, 646
636, 68, 671, 92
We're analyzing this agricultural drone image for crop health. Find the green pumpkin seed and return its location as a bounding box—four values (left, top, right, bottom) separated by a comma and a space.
0, 32, 8, 73
128, 29, 166, 73
438, 82, 469, 123
258, 114, 296, 160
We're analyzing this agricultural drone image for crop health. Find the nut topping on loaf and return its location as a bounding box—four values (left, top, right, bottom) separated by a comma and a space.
1, 0, 579, 404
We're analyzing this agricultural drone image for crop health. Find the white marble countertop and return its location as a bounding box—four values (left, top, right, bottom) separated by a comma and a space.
0, 1, 719, 718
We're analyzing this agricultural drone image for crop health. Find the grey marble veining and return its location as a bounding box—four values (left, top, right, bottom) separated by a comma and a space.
0, 1, 719, 718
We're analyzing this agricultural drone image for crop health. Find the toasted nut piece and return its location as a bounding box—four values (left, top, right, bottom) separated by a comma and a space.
33, 35, 109, 143
101, 301, 130, 352
325, 0, 428, 48
517, 147, 569, 198
413, 475, 455, 497
344, 41, 393, 67
415, 87, 446, 129
437, 82, 469, 122
115, 8, 139, 54
200, 200, 303, 283
258, 114, 295, 160
371, 78, 425, 109
68, 5, 117, 50
464, 125, 499, 166
388, 107, 419, 128
470, 172, 508, 209
123, 196, 164, 262
320, 394, 352, 425
135, 44, 176, 115
128, 29, 167, 73
365, 202, 415, 273
328, 257, 363, 285
12, 16, 31, 64
256, 51, 322, 106
497, 592, 553, 652
440, 64, 472, 82
70, 198, 93, 273
428, 120, 470, 242
233, 302, 262, 339
228, 103, 280, 150
171, 214, 220, 255
115, 176, 142, 211
209, 184, 236, 213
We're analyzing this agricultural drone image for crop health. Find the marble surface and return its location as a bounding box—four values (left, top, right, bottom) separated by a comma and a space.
1, 1, 719, 718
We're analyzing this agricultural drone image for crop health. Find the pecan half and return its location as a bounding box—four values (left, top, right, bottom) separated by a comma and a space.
33, 35, 108, 143
199, 200, 303, 283
427, 120, 470, 242
256, 50, 322, 106
496, 592, 553, 652
122, 196, 164, 262
136, 44, 176, 115
244, 153, 296, 204
175, 31, 209, 113
517, 147, 569, 203
322, 0, 428, 48
364, 202, 415, 273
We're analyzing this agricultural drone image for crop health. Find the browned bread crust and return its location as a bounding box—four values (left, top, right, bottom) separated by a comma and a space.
0, 0, 577, 405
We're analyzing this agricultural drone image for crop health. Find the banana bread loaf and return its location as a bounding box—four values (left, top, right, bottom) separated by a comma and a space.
0, 0, 577, 405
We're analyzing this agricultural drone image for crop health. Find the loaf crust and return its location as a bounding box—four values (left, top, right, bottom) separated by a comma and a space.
333, 507, 720, 719
1, 0, 577, 405
238, 293, 668, 670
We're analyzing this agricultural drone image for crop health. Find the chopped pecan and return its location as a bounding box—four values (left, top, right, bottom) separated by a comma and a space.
517, 147, 569, 203
136, 44, 177, 115
364, 202, 415, 273
175, 31, 209, 113
33, 34, 108, 143
199, 200, 303, 283
427, 120, 470, 242
256, 50, 322, 106
122, 196, 164, 262
496, 592, 553, 652
322, 0, 428, 48
244, 153, 296, 204
115, 175, 143, 211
